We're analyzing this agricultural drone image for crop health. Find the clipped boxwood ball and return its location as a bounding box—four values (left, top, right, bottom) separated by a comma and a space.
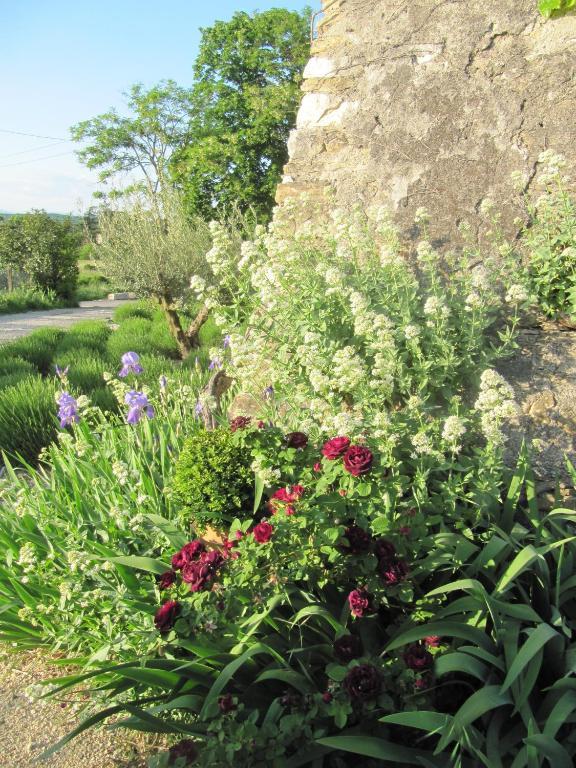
172, 427, 254, 530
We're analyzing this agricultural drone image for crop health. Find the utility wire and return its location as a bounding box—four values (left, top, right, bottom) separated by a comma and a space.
0, 141, 69, 160
0, 128, 69, 141
0, 150, 76, 169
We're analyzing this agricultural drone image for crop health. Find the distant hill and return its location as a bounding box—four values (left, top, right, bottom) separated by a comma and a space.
0, 211, 83, 225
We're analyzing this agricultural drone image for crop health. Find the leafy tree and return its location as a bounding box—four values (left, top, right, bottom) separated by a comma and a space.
171, 9, 310, 220
0, 212, 80, 298
96, 187, 211, 357
71, 81, 193, 197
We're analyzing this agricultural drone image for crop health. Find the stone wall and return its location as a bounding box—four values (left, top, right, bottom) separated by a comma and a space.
276, 0, 576, 485
277, 0, 576, 245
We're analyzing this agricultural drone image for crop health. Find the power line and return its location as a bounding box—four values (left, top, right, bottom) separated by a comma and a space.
0, 150, 76, 169
0, 128, 69, 141
0, 141, 69, 160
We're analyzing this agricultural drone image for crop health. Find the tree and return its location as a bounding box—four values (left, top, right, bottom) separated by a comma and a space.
171, 9, 310, 220
71, 81, 193, 197
0, 212, 80, 298
96, 187, 211, 357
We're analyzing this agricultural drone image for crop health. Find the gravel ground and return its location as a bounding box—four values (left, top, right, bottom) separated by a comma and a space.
0, 300, 130, 342
0, 649, 157, 768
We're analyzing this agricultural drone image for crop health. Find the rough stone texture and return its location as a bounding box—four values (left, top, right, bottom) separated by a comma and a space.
498, 326, 576, 484
278, 0, 576, 245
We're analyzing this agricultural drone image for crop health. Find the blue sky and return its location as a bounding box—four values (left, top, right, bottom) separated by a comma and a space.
0, 0, 313, 213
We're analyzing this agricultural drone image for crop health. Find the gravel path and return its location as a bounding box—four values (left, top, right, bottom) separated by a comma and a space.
0, 649, 155, 768
0, 300, 130, 343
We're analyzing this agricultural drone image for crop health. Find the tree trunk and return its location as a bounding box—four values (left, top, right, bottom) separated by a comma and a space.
185, 304, 210, 349
6, 266, 13, 292
159, 295, 192, 359
158, 297, 211, 359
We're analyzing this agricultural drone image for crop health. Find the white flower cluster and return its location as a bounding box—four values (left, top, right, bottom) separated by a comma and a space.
423, 296, 450, 321
505, 284, 529, 304
442, 415, 466, 451
474, 369, 518, 445
17, 542, 37, 572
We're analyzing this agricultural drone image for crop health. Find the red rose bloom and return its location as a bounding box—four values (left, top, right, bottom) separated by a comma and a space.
348, 588, 373, 618
343, 664, 382, 701
343, 445, 373, 476
322, 691, 333, 703
157, 570, 176, 590
373, 538, 396, 561
425, 635, 440, 648
154, 600, 180, 633
379, 557, 409, 585
313, 462, 322, 472
342, 524, 372, 554
218, 693, 236, 713
171, 540, 205, 570
404, 643, 433, 670
230, 416, 251, 432
253, 521, 274, 543
168, 739, 199, 765
333, 634, 363, 663
182, 550, 224, 592
321, 436, 351, 459
286, 431, 308, 449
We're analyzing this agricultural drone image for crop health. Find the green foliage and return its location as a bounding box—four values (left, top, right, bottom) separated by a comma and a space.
0, 211, 81, 298
539, 0, 576, 18
171, 9, 310, 219
172, 428, 255, 530
517, 151, 576, 318
0, 327, 65, 374
55, 320, 111, 356
0, 287, 73, 314
0, 376, 58, 464
113, 299, 155, 323
71, 80, 193, 195
0, 356, 37, 380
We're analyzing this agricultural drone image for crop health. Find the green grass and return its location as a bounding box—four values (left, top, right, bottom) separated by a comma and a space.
0, 287, 76, 315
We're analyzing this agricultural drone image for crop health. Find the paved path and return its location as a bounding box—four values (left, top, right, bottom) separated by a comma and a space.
0, 300, 130, 343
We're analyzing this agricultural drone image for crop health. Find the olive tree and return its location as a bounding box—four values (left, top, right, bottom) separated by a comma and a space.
97, 187, 211, 357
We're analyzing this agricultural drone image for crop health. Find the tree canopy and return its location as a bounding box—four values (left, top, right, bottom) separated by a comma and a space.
71, 9, 310, 219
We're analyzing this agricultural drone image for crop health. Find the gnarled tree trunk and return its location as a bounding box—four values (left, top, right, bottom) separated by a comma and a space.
158, 295, 210, 359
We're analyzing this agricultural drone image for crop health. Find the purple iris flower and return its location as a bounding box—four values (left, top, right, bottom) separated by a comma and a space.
159, 375, 168, 391
125, 390, 154, 424
119, 351, 144, 378
57, 391, 79, 428
54, 364, 69, 381
194, 401, 203, 418
223, 334, 231, 349
263, 385, 274, 400
208, 358, 221, 371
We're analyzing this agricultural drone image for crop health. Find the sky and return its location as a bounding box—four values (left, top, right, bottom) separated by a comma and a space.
0, 0, 313, 214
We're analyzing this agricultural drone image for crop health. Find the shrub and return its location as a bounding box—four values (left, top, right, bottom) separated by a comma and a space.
0, 287, 71, 314
172, 427, 255, 530
55, 320, 111, 356
147, 315, 182, 359
0, 376, 58, 464
0, 356, 37, 379
58, 355, 107, 392
113, 300, 155, 323
0, 328, 64, 374
105, 317, 153, 361
517, 150, 576, 319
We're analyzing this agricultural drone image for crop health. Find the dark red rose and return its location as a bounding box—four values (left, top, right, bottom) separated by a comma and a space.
218, 693, 236, 713
257, 420, 266, 429
425, 635, 440, 648
286, 431, 308, 449
157, 570, 176, 590
373, 538, 396, 561
348, 588, 373, 618
342, 524, 372, 554
154, 600, 180, 633
313, 462, 322, 472
171, 540, 206, 570
322, 691, 333, 703
168, 738, 199, 765
404, 643, 433, 671
230, 416, 251, 432
414, 676, 430, 691
343, 445, 373, 476
343, 664, 382, 701
321, 436, 351, 459
333, 634, 363, 663
378, 557, 409, 585
253, 521, 274, 543
182, 550, 224, 592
